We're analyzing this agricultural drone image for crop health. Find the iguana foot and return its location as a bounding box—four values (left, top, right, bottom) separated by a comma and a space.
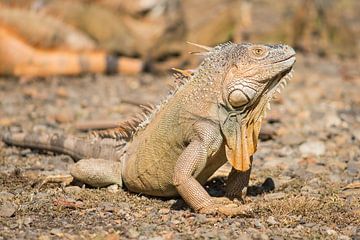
34, 174, 74, 189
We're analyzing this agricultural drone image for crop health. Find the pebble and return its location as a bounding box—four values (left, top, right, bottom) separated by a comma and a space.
107, 184, 119, 193
266, 216, 278, 225
299, 141, 326, 156
64, 186, 82, 195
329, 159, 347, 171
338, 235, 351, 240
325, 228, 337, 235
253, 233, 269, 240
0, 201, 16, 217
306, 164, 327, 174
253, 219, 263, 229
50, 228, 63, 236
0, 191, 15, 201
99, 202, 116, 212
126, 228, 140, 239
325, 112, 342, 128
347, 160, 360, 175
237, 233, 252, 240
328, 174, 342, 183
352, 129, 360, 141
158, 208, 170, 214
279, 133, 304, 146
20, 149, 32, 156
53, 111, 75, 124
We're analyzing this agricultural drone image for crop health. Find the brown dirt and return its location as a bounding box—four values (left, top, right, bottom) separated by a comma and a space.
0, 54, 359, 239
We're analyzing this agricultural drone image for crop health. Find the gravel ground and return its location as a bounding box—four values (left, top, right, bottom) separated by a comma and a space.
0, 54, 359, 239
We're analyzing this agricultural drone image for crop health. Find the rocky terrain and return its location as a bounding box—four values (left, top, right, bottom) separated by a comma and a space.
0, 54, 359, 239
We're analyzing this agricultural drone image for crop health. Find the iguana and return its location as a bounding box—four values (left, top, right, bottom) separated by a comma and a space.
0, 24, 143, 77
1, 42, 295, 215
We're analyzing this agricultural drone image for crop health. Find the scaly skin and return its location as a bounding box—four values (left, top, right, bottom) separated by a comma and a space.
2, 42, 295, 215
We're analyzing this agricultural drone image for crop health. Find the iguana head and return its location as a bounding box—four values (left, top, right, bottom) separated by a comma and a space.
214, 43, 296, 171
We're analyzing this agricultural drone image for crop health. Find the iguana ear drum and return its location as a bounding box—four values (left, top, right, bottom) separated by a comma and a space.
228, 90, 248, 107
227, 84, 257, 109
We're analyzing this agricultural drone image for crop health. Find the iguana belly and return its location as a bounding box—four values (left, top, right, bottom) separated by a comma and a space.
121, 141, 227, 197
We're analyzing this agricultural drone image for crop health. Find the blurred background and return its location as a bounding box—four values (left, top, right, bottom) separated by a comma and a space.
0, 0, 359, 77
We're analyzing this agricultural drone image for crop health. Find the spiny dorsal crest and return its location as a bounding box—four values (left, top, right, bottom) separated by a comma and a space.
91, 104, 155, 140
93, 41, 232, 141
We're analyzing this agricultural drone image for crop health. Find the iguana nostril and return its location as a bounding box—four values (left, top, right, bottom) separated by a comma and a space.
228, 90, 249, 107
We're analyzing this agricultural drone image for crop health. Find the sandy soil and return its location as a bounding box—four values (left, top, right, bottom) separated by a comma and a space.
0, 54, 359, 239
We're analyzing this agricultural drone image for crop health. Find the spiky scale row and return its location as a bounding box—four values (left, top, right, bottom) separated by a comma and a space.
92, 104, 156, 140
92, 42, 213, 142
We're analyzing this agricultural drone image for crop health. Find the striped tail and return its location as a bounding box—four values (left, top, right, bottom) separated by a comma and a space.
1, 131, 119, 162
0, 24, 143, 77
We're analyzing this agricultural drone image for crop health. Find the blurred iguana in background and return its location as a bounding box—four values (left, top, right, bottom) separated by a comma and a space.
0, 0, 358, 78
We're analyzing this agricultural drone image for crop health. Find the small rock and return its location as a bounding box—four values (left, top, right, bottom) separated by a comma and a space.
118, 202, 131, 210
338, 235, 351, 240
329, 159, 347, 171
301, 185, 319, 194
0, 191, 15, 201
126, 228, 140, 239
53, 111, 75, 124
23, 217, 33, 226
253, 219, 263, 229
0, 201, 16, 217
279, 133, 304, 146
107, 184, 119, 193
259, 125, 276, 141
353, 129, 360, 142
99, 202, 116, 212
325, 228, 337, 235
266, 216, 278, 225
325, 112, 342, 128
64, 186, 82, 195
306, 164, 327, 175
328, 174, 342, 183
56, 87, 69, 98
158, 208, 170, 214
167, 199, 177, 205
237, 233, 252, 240
347, 161, 360, 175
299, 141, 326, 156
20, 149, 32, 156
50, 228, 63, 237
38, 235, 51, 240
253, 233, 269, 240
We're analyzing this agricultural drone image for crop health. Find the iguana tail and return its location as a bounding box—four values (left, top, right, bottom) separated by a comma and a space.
1, 131, 119, 161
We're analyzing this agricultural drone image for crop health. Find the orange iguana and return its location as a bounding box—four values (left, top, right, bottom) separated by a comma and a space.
0, 24, 143, 77
2, 42, 295, 215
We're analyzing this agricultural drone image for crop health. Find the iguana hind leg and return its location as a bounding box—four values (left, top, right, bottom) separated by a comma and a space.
70, 158, 122, 187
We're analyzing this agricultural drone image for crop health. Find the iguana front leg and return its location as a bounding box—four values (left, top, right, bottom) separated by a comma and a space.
173, 140, 215, 210
173, 123, 249, 215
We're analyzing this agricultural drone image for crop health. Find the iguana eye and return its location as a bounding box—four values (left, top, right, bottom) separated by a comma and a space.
228, 90, 249, 108
250, 46, 268, 58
